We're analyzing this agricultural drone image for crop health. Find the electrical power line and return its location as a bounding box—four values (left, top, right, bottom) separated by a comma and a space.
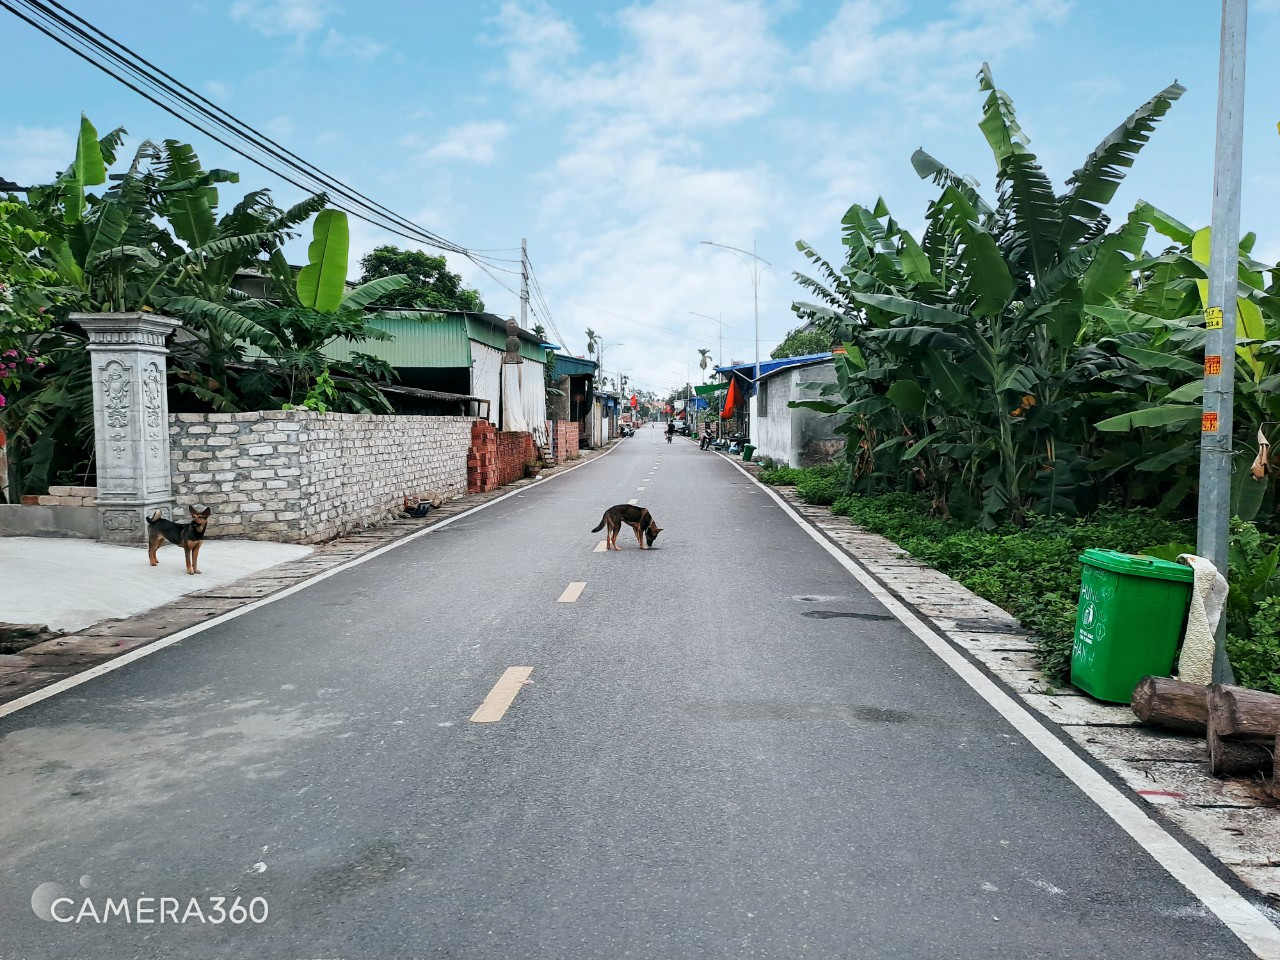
0, 0, 532, 292
2, 0, 743, 347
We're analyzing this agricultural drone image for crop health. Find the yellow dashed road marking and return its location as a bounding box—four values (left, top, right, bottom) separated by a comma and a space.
470, 666, 534, 723
558, 581, 586, 603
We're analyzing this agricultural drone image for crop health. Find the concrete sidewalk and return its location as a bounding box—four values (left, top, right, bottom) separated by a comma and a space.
0, 537, 313, 632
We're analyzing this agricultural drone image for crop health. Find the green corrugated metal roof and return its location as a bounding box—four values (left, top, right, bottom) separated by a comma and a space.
465, 316, 545, 362
552, 354, 599, 376
320, 314, 470, 367
319, 311, 548, 369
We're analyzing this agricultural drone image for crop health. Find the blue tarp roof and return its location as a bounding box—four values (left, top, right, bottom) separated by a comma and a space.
713, 353, 832, 381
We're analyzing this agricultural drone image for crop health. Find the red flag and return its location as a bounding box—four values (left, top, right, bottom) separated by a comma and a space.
630, 394, 638, 408
721, 378, 737, 418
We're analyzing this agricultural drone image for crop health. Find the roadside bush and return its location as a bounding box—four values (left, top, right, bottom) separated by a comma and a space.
795, 465, 848, 505
825, 493, 1266, 687
1237, 598, 1280, 693
758, 465, 805, 486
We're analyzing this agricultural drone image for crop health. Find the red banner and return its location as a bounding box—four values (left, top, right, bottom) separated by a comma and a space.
630, 394, 638, 408
721, 378, 737, 418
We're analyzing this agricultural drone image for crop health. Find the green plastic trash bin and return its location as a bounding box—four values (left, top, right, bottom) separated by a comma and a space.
1070, 549, 1194, 703
742, 444, 755, 461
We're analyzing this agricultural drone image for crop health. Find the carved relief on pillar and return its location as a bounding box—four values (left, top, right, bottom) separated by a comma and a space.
143, 361, 163, 459
100, 509, 136, 534
101, 359, 132, 458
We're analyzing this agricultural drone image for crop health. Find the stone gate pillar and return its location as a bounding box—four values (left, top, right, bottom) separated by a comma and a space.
75, 312, 182, 545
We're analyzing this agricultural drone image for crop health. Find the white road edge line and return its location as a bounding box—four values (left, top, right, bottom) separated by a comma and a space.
0, 440, 625, 721
724, 455, 1280, 959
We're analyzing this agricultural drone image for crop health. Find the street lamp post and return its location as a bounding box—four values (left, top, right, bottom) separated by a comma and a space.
596, 340, 624, 442
701, 240, 770, 437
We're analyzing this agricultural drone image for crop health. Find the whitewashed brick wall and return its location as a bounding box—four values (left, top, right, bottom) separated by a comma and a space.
170, 411, 472, 542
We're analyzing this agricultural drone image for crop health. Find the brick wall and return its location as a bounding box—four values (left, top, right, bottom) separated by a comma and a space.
170, 411, 472, 543
20, 486, 98, 507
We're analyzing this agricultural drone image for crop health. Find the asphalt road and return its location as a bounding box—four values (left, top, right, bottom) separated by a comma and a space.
0, 424, 1262, 959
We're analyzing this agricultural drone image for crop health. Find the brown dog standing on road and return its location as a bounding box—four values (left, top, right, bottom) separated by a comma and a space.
146, 506, 211, 574
591, 504, 662, 551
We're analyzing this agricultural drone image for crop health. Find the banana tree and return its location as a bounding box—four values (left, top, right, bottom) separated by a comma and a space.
791, 63, 1184, 526
1093, 204, 1280, 519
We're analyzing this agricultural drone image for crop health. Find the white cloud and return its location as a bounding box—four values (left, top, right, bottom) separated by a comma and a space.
0, 126, 74, 186
411, 121, 512, 166
230, 0, 330, 40
320, 28, 388, 60
493, 0, 782, 128
480, 0, 1074, 387
797, 0, 1072, 107
203, 80, 230, 102
264, 115, 296, 141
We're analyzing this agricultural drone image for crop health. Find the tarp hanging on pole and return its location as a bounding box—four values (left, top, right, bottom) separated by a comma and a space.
501, 363, 530, 432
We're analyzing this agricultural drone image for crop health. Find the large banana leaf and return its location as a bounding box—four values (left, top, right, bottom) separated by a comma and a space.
1190, 226, 1266, 381
1058, 80, 1185, 253
296, 210, 349, 312
1094, 404, 1200, 431
933, 187, 1012, 316
63, 114, 105, 224
886, 379, 927, 416
156, 141, 231, 249
341, 274, 409, 311
976, 64, 1058, 281
910, 148, 994, 217
846, 290, 969, 327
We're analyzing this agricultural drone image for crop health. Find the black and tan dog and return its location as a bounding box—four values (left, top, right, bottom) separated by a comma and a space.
591, 504, 662, 551
146, 506, 211, 575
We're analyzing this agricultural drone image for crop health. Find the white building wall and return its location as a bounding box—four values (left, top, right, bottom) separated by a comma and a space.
470, 342, 503, 416
754, 371, 794, 464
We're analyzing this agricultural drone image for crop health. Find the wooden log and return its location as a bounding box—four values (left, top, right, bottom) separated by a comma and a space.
1208, 684, 1280, 738
1131, 676, 1208, 733
1208, 720, 1274, 777
1206, 684, 1280, 778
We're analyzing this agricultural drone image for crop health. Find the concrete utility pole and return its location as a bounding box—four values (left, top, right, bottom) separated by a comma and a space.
1199, 0, 1247, 685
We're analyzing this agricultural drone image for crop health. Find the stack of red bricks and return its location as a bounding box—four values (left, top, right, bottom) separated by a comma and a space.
467, 420, 498, 493
495, 431, 535, 486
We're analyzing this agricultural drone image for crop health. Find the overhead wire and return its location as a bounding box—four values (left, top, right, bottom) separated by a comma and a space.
2, 0, 753, 352
0, 0, 543, 303
26, 0, 472, 255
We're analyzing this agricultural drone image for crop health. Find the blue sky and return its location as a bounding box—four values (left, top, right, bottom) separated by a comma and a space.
2, 0, 1279, 396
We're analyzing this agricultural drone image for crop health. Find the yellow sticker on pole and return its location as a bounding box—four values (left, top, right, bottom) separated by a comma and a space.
1203, 412, 1219, 432
1205, 355, 1222, 376
1204, 306, 1224, 329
